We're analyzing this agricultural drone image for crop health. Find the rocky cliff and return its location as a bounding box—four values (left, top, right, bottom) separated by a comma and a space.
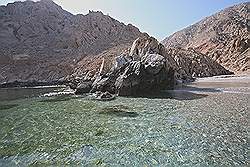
71, 35, 232, 96
162, 2, 250, 74
0, 0, 142, 84
0, 0, 238, 88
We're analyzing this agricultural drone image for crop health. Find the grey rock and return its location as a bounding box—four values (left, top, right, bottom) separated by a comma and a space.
75, 81, 93, 94
141, 53, 166, 75
91, 36, 176, 96
94, 91, 116, 101
62, 34, 232, 96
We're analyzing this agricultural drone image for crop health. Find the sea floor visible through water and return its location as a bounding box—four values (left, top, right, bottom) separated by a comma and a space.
0, 75, 249, 166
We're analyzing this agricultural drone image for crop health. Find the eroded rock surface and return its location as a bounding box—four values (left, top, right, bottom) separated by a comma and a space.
0, 0, 142, 84
163, 2, 250, 74
166, 48, 233, 83
74, 36, 231, 96
0, 0, 237, 91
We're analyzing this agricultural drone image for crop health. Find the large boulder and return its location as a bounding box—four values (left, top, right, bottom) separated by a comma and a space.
94, 91, 116, 101
114, 54, 133, 69
91, 52, 175, 96
116, 61, 175, 96
141, 53, 166, 75
87, 36, 177, 96
129, 36, 166, 59
75, 81, 93, 94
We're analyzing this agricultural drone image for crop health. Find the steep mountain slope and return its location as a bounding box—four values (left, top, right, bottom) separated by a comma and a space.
0, 0, 142, 83
0, 0, 238, 87
165, 47, 232, 81
162, 2, 250, 74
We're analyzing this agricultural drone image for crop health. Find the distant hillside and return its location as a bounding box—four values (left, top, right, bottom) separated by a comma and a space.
0, 0, 243, 85
0, 0, 142, 83
162, 2, 249, 74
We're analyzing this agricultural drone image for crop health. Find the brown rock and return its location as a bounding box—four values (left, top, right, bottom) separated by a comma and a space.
162, 2, 250, 74
0, 0, 142, 84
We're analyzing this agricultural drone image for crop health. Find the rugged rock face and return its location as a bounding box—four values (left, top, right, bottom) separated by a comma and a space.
0, 0, 237, 91
90, 53, 175, 96
74, 35, 231, 96
72, 35, 176, 96
162, 2, 250, 74
166, 48, 233, 82
0, 0, 142, 84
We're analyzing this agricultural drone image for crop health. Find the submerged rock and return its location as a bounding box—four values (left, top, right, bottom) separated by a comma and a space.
99, 105, 138, 117
75, 81, 93, 94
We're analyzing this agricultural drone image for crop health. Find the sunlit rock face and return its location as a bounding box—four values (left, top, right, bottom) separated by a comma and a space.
162, 2, 250, 74
90, 62, 174, 96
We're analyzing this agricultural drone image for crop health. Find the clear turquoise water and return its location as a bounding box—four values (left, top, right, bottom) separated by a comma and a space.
0, 82, 249, 166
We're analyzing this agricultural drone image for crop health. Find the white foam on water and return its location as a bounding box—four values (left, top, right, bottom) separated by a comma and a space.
41, 90, 75, 97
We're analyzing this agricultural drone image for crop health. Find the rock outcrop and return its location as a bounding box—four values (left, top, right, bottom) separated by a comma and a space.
74, 35, 231, 96
72, 35, 176, 96
162, 2, 250, 74
90, 53, 175, 96
166, 48, 233, 83
0, 0, 238, 91
0, 0, 142, 84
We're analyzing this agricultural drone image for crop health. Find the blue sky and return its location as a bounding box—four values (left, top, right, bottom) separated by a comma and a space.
1, 0, 249, 40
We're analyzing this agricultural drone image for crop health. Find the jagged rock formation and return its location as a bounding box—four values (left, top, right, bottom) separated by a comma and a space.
166, 48, 233, 82
73, 35, 232, 96
162, 2, 250, 74
88, 35, 176, 96
0, 0, 237, 90
0, 0, 142, 84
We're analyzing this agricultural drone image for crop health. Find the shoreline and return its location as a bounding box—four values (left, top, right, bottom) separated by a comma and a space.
1, 74, 249, 93
0, 80, 67, 89
190, 74, 250, 87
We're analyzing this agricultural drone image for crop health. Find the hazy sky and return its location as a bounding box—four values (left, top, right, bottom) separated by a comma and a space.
1, 0, 248, 40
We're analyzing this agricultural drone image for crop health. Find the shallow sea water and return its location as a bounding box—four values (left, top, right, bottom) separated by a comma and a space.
0, 76, 249, 167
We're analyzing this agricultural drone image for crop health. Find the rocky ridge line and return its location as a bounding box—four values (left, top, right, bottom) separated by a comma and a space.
72, 35, 232, 96
162, 2, 250, 74
0, 0, 142, 84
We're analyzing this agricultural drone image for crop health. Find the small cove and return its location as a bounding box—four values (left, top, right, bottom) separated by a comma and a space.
0, 76, 249, 166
